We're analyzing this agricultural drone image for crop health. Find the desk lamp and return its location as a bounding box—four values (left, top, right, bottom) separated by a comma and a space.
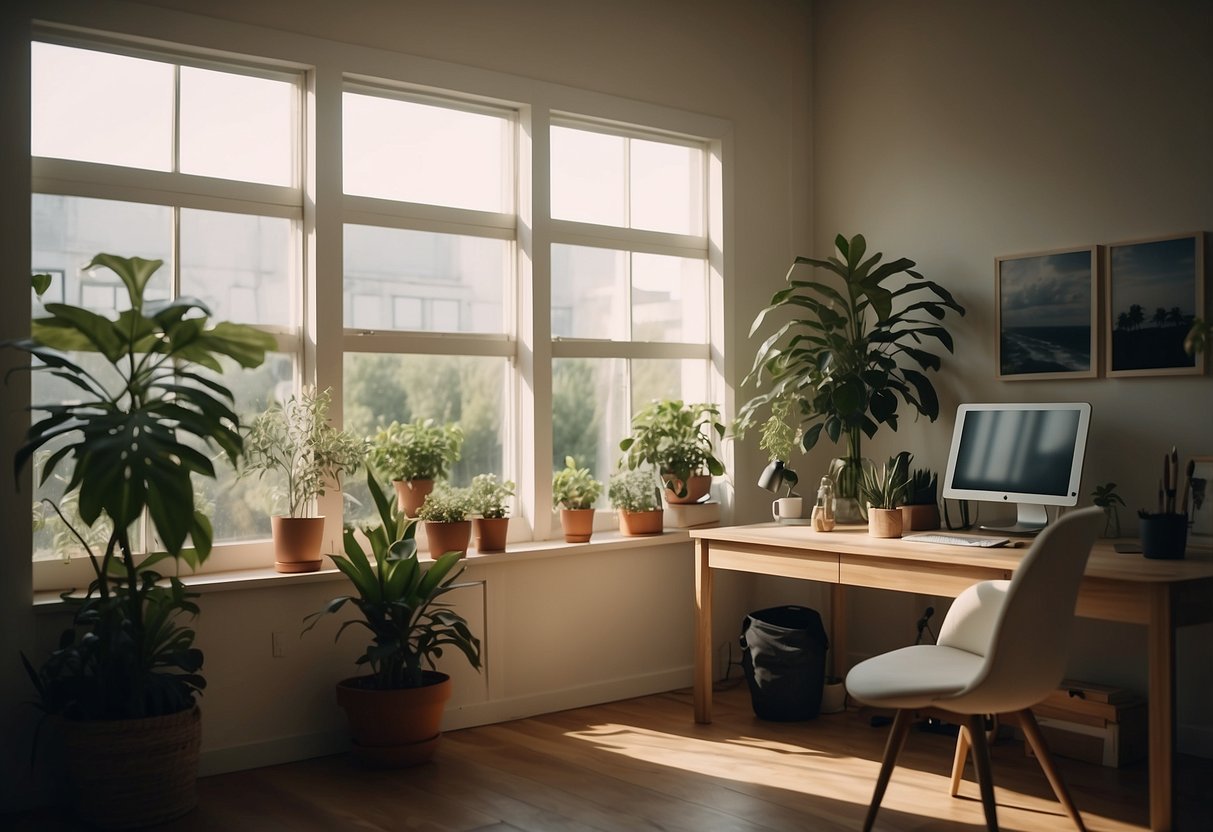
758, 460, 798, 496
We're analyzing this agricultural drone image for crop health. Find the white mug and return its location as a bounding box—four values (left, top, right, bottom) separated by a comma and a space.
772, 497, 803, 521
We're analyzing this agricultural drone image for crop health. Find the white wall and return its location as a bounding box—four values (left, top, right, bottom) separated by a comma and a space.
0, 0, 811, 811
810, 0, 1213, 755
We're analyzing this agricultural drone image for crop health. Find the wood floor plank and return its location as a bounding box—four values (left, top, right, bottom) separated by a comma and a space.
10, 684, 1209, 831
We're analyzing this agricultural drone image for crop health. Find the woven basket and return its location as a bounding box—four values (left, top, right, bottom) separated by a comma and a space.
61, 706, 201, 829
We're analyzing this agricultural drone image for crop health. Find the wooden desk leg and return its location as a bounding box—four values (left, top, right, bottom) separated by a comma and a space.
830, 583, 847, 679
1147, 584, 1175, 832
694, 538, 713, 724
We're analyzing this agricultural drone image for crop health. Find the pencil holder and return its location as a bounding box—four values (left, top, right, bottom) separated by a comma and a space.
1139, 513, 1187, 560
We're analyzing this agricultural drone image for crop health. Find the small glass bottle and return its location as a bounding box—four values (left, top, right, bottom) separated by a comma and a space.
812, 476, 836, 531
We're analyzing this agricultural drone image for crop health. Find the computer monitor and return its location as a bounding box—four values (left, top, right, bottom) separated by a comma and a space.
942, 402, 1092, 535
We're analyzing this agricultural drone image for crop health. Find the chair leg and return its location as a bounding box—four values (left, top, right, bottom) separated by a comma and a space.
950, 723, 971, 797
863, 709, 913, 832
1018, 709, 1087, 832
966, 713, 999, 831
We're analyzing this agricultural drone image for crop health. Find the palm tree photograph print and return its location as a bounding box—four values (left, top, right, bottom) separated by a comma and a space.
1107, 232, 1204, 377
996, 246, 1098, 380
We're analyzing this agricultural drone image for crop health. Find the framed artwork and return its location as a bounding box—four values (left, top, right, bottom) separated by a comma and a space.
995, 246, 1098, 380
1189, 456, 1213, 548
1106, 232, 1205, 377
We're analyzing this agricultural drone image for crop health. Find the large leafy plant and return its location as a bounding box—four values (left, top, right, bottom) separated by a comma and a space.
619, 399, 725, 497
241, 386, 365, 517
737, 233, 965, 486
5, 254, 274, 719
304, 470, 481, 689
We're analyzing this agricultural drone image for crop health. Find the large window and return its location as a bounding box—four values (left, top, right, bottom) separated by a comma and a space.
27, 31, 725, 573
30, 38, 303, 566
549, 121, 713, 494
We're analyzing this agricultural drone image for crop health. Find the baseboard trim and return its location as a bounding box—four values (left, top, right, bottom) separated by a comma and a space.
197, 666, 693, 777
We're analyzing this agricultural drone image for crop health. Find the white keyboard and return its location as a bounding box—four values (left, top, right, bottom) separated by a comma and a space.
903, 532, 1010, 548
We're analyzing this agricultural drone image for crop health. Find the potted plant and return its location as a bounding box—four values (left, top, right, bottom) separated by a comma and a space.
608, 467, 664, 535
468, 473, 514, 553
1092, 481, 1125, 538
860, 453, 912, 538
416, 483, 474, 555
304, 470, 481, 767
367, 418, 464, 517
900, 467, 941, 531
4, 254, 274, 827
552, 456, 603, 543
619, 399, 725, 504
241, 387, 365, 572
736, 233, 965, 522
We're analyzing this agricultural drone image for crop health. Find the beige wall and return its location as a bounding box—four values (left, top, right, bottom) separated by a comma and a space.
810, 0, 1212, 754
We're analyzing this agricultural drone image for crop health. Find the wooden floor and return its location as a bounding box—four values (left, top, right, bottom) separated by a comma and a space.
14, 681, 1213, 831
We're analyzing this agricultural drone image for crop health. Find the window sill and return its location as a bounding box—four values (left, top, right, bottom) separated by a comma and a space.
32, 528, 694, 608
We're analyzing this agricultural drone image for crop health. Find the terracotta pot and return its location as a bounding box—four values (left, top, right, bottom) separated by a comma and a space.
868, 507, 903, 538
619, 508, 664, 536
61, 706, 201, 828
393, 479, 434, 517
560, 508, 595, 543
474, 516, 509, 552
271, 515, 325, 573
425, 519, 472, 556
900, 503, 941, 531
663, 473, 712, 505
336, 672, 451, 768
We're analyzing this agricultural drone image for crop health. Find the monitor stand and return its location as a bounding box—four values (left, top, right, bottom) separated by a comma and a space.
980, 503, 1048, 537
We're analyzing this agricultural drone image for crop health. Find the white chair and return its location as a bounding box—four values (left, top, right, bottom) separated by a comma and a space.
845, 506, 1105, 831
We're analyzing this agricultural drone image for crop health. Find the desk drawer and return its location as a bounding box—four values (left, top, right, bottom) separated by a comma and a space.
710, 543, 838, 583
840, 554, 1008, 596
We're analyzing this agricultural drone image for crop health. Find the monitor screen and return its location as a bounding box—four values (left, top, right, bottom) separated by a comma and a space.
943, 402, 1091, 533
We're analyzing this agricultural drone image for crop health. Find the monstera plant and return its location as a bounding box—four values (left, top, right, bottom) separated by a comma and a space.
737, 234, 965, 520
5, 254, 274, 827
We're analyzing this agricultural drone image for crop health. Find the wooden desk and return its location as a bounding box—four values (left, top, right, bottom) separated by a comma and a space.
688, 523, 1213, 832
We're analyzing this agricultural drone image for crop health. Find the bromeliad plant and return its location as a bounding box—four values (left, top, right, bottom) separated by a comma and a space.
736, 234, 965, 505
304, 470, 481, 689
241, 386, 365, 517
859, 452, 912, 511
6, 254, 274, 719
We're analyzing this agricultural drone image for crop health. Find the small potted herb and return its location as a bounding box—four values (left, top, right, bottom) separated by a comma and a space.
241, 387, 366, 572
468, 473, 515, 553
608, 467, 664, 536
552, 456, 603, 543
367, 418, 464, 516
416, 483, 474, 555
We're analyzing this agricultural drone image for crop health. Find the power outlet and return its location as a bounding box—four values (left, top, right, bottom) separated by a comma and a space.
271, 631, 286, 658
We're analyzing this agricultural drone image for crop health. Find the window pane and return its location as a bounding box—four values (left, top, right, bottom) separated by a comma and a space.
343, 93, 511, 212
181, 209, 294, 326
32, 194, 172, 315
344, 225, 506, 334
630, 138, 703, 235
550, 126, 624, 226
551, 244, 625, 339
552, 358, 626, 500
31, 42, 173, 171
631, 358, 710, 413
344, 353, 508, 522
180, 66, 296, 186
631, 252, 706, 342
192, 353, 294, 544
